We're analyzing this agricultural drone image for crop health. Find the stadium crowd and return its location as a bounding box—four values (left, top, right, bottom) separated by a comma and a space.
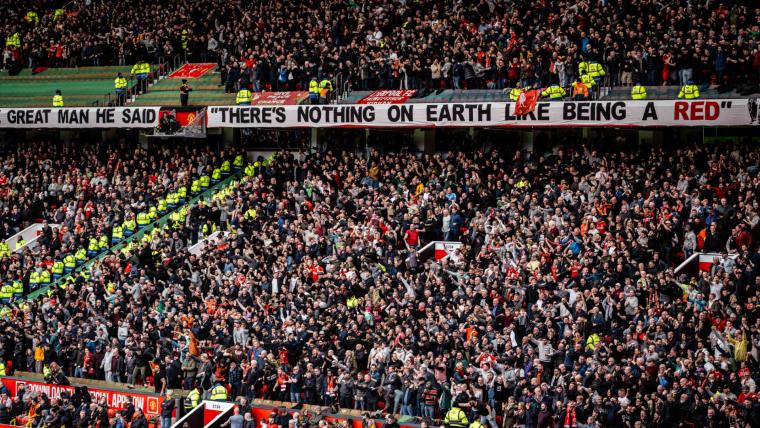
2, 0, 760, 90
0, 140, 234, 306
0, 137, 754, 428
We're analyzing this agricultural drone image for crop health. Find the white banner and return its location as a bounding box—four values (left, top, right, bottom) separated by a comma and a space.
207, 99, 758, 128
1, 100, 757, 129
0, 107, 160, 128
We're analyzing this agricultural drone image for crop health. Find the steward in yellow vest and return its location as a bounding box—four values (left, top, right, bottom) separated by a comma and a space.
678, 80, 699, 99
53, 90, 64, 107
308, 77, 320, 104
444, 406, 468, 428
236, 89, 252, 105
631, 83, 647, 100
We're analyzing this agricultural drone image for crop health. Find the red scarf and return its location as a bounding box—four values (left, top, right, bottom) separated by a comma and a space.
563, 407, 576, 427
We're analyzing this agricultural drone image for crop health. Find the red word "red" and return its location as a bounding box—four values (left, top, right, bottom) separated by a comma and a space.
674, 101, 720, 121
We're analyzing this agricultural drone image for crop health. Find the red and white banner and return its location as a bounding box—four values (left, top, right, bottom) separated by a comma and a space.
0, 99, 757, 129
357, 90, 417, 104
206, 99, 758, 128
250, 91, 307, 105
434, 241, 463, 260
168, 63, 216, 79
1, 377, 161, 416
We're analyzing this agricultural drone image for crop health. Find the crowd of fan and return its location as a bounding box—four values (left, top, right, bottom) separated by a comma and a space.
2, 0, 760, 90
0, 137, 755, 428
0, 139, 232, 308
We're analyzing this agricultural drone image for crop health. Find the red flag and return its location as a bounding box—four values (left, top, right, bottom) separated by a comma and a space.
514, 89, 540, 116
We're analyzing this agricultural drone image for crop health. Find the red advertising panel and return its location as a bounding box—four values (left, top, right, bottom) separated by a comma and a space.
357, 90, 416, 104
250, 91, 307, 105
168, 63, 216, 79
1, 378, 161, 417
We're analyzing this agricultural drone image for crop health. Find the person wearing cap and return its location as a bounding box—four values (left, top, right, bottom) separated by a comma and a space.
631, 82, 647, 100
678, 79, 700, 99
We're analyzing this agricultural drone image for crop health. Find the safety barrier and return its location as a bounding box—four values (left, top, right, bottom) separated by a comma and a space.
3, 223, 59, 253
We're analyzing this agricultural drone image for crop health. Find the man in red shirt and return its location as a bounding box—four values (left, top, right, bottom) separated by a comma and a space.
405, 224, 420, 249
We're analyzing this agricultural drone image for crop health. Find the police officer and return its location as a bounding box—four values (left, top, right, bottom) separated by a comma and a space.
53, 90, 64, 107
541, 83, 566, 101
678, 79, 700, 99
236, 87, 252, 105
115, 72, 128, 106
631, 83, 647, 100
309, 77, 320, 104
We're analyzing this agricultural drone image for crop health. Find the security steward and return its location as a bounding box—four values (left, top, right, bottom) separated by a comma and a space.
572, 78, 589, 101
53, 90, 64, 107
236, 87, 252, 105
444, 403, 469, 428
678, 79, 700, 99
114, 72, 128, 106
318, 76, 333, 105
508, 83, 522, 101
308, 77, 320, 104
184, 384, 202, 411
541, 83, 566, 101
209, 381, 228, 401
580, 73, 596, 99
587, 61, 606, 87
631, 83, 647, 100
131, 60, 150, 93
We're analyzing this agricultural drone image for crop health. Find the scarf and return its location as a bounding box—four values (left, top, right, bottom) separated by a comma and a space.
563, 407, 577, 427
